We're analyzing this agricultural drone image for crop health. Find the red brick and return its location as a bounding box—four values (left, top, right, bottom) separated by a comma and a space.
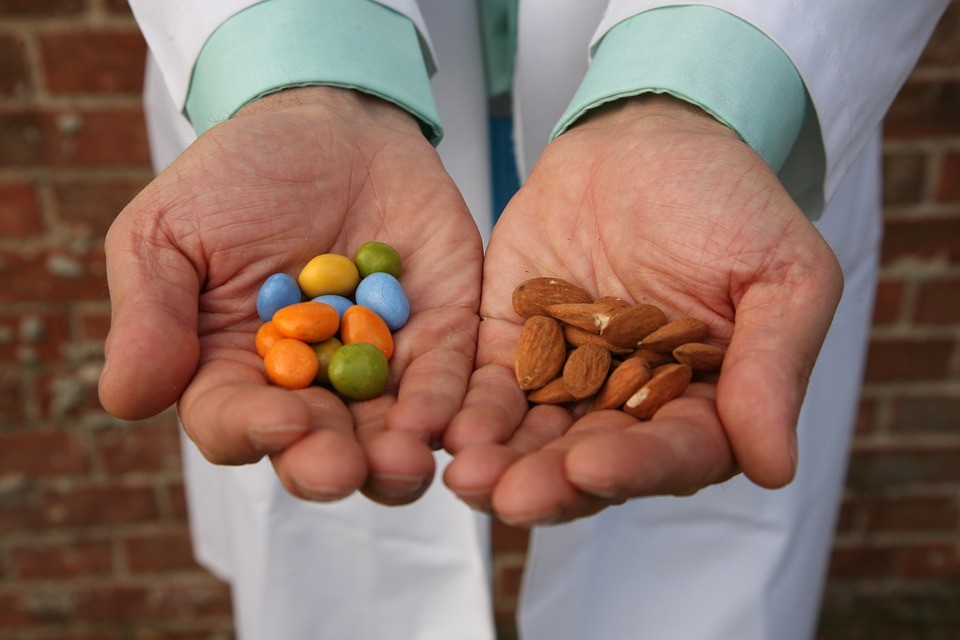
104, 0, 133, 15
0, 107, 150, 168
890, 394, 960, 433
885, 79, 960, 138
0, 247, 107, 303
854, 396, 876, 436
124, 530, 197, 573
900, 542, 960, 580
491, 519, 530, 554
36, 367, 104, 421
0, 0, 84, 15
0, 32, 30, 97
493, 556, 525, 605
865, 495, 959, 532
915, 276, 960, 323
0, 182, 44, 236
0, 592, 37, 628
882, 151, 927, 206
936, 151, 960, 202
833, 493, 859, 534
827, 543, 899, 580
870, 278, 905, 326
0, 368, 22, 424
39, 28, 146, 95
70, 581, 232, 623
11, 540, 113, 579
920, 3, 960, 65
863, 335, 954, 383
53, 177, 148, 236
0, 311, 71, 364
881, 216, 960, 266
846, 445, 960, 490
165, 480, 189, 521
0, 484, 159, 533
77, 307, 112, 341
0, 430, 87, 476
97, 423, 182, 474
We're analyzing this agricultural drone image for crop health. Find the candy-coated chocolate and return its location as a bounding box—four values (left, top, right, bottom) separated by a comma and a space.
255, 321, 285, 358
256, 273, 301, 322
264, 338, 319, 390
354, 272, 410, 331
272, 301, 339, 343
311, 294, 353, 319
298, 253, 360, 298
354, 241, 402, 279
328, 342, 389, 400
340, 305, 394, 360
311, 337, 342, 385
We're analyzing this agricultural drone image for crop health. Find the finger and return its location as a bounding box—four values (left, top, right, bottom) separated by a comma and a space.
99, 215, 201, 420
718, 255, 842, 487
565, 396, 737, 500
444, 404, 574, 512
353, 395, 437, 505
444, 318, 528, 452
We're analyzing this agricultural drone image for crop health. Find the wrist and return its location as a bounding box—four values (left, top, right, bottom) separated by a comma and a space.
570, 94, 739, 141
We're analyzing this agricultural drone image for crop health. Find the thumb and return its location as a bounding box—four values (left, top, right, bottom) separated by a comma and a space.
98, 215, 201, 420
717, 257, 843, 488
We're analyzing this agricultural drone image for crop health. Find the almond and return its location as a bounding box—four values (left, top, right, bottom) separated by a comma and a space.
562, 344, 611, 399
595, 296, 631, 310
673, 342, 726, 372
512, 277, 592, 318
594, 356, 651, 411
563, 325, 635, 354
527, 377, 577, 404
622, 363, 693, 420
638, 317, 709, 353
601, 304, 668, 348
515, 315, 567, 390
630, 348, 676, 368
545, 302, 613, 334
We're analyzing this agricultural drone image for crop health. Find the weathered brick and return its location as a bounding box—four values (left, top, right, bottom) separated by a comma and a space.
491, 520, 530, 554
881, 216, 960, 266
0, 430, 87, 476
0, 368, 22, 424
915, 276, 960, 323
11, 539, 113, 579
103, 0, 133, 15
70, 581, 232, 623
493, 555, 525, 605
53, 177, 148, 236
96, 423, 182, 474
0, 32, 30, 97
0, 247, 107, 304
0, 484, 159, 533
870, 278, 905, 326
863, 335, 954, 383
865, 495, 959, 532
920, 2, 960, 65
0, 182, 44, 236
827, 543, 899, 581
834, 493, 859, 534
165, 480, 189, 521
124, 529, 197, 573
76, 307, 112, 342
847, 445, 960, 490
885, 79, 960, 138
0, 0, 84, 15
39, 28, 146, 95
0, 311, 71, 364
818, 593, 960, 640
900, 542, 960, 580
882, 151, 927, 206
890, 394, 960, 434
936, 151, 960, 202
36, 366, 104, 421
854, 396, 876, 435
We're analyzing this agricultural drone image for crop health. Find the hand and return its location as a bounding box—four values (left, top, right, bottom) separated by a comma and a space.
99, 87, 483, 505
444, 95, 842, 525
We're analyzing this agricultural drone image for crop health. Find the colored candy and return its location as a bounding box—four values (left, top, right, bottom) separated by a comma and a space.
341, 305, 394, 360
298, 254, 360, 298
311, 294, 353, 318
264, 338, 320, 390
354, 241, 402, 279
311, 337, 343, 385
255, 321, 284, 358
257, 273, 301, 322
354, 272, 410, 331
327, 342, 389, 400
272, 301, 339, 342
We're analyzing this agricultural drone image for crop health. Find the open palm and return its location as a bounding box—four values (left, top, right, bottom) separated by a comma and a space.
99, 88, 483, 505
445, 96, 842, 525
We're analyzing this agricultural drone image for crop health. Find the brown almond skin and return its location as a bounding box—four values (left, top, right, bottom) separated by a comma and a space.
515, 315, 567, 391
602, 304, 668, 348
594, 356, 652, 411
630, 348, 676, 368
562, 344, 612, 399
594, 296, 631, 311
512, 278, 592, 318
545, 302, 613, 334
622, 363, 693, 420
527, 377, 577, 404
673, 342, 726, 372
563, 325, 635, 354
638, 317, 709, 353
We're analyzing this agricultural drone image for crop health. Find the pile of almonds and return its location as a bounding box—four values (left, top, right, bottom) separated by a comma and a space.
512, 277, 726, 419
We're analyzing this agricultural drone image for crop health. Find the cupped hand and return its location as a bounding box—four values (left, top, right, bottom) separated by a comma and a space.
99, 87, 483, 505
444, 95, 842, 525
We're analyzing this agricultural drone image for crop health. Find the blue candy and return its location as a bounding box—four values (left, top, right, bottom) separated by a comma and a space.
311, 294, 353, 319
355, 272, 410, 331
256, 273, 302, 322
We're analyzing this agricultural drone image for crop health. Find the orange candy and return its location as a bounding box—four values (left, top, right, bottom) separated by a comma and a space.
264, 338, 319, 389
255, 321, 285, 358
340, 305, 394, 360
272, 301, 339, 343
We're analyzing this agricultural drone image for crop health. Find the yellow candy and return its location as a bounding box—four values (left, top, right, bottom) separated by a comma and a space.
297, 253, 360, 298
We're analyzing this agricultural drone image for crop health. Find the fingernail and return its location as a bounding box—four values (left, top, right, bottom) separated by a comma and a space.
370, 474, 429, 500
249, 425, 308, 453
294, 480, 352, 502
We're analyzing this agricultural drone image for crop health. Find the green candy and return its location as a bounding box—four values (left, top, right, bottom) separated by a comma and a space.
327, 342, 389, 400
354, 241, 402, 279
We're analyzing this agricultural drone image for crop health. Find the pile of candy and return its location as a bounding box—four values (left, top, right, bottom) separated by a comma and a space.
254, 242, 409, 400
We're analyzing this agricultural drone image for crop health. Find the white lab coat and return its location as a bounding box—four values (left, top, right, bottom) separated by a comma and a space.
132, 1, 948, 638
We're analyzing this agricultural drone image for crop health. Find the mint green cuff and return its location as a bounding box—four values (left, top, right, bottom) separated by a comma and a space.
552, 5, 808, 172
185, 0, 442, 144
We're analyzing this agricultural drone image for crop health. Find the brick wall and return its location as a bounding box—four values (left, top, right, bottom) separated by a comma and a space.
0, 2, 957, 639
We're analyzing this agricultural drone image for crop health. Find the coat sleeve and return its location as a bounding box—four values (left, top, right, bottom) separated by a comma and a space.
128, 0, 435, 112
590, 0, 949, 213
